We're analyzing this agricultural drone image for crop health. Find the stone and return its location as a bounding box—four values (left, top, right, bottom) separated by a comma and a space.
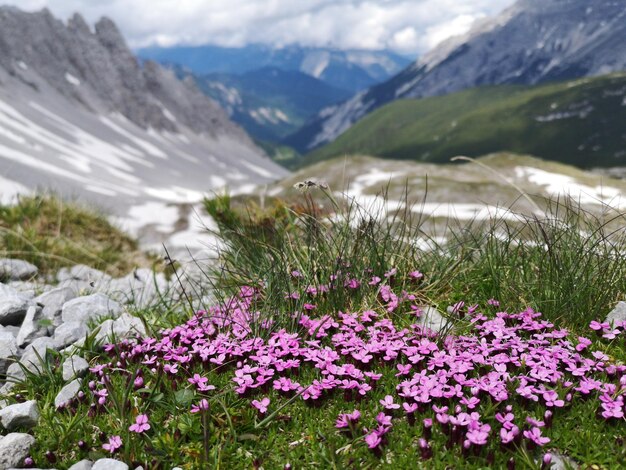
16, 306, 47, 347
92, 459, 128, 470
0, 330, 18, 375
61, 294, 122, 324
0, 400, 39, 430
605, 301, 626, 327
0, 258, 38, 281
415, 306, 449, 333
54, 378, 82, 408
6, 337, 62, 381
54, 321, 88, 347
68, 460, 93, 470
58, 265, 111, 285
0, 286, 30, 326
549, 452, 579, 470
94, 313, 146, 344
0, 432, 36, 468
62, 356, 89, 381
35, 286, 78, 327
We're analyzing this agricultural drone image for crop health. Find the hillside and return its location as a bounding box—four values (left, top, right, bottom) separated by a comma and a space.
192, 67, 352, 142
0, 7, 287, 252
303, 73, 626, 168
288, 0, 626, 152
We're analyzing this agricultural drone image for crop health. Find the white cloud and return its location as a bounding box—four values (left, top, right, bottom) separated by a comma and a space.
1, 0, 516, 55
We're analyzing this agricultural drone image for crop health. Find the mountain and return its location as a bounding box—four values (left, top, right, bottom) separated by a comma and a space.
136, 44, 411, 94
288, 0, 626, 153
0, 7, 288, 250
191, 67, 352, 143
302, 73, 626, 168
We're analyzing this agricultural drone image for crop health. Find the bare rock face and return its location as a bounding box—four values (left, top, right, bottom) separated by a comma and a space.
292, 0, 626, 151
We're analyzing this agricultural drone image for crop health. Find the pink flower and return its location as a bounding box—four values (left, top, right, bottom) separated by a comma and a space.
523, 427, 550, 446
500, 425, 519, 444
575, 336, 592, 352
368, 276, 382, 286
409, 271, 424, 280
379, 395, 400, 410
129, 414, 150, 433
191, 399, 209, 413
251, 397, 270, 414
102, 435, 122, 453
365, 431, 382, 449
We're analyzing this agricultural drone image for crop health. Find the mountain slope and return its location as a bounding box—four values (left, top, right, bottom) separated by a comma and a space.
288, 0, 626, 152
137, 44, 411, 94
303, 73, 626, 168
192, 67, 352, 142
0, 7, 288, 249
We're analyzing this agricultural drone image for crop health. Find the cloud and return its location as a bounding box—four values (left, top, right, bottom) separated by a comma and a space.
1, 0, 516, 55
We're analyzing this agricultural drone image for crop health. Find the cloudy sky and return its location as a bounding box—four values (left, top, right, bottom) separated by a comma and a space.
4, 0, 516, 55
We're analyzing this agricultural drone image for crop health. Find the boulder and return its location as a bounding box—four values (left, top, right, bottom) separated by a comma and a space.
16, 306, 47, 347
55, 378, 82, 408
54, 321, 88, 347
92, 459, 128, 470
0, 400, 39, 430
0, 286, 30, 326
68, 460, 93, 470
94, 313, 146, 344
62, 356, 89, 381
35, 286, 78, 327
0, 258, 38, 281
0, 433, 36, 468
605, 301, 626, 327
0, 330, 18, 374
61, 294, 122, 324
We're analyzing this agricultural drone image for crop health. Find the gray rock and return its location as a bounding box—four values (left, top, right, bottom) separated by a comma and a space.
0, 400, 39, 430
0, 286, 30, 326
62, 356, 89, 381
61, 293, 122, 324
106, 270, 169, 308
16, 306, 47, 347
0, 330, 18, 374
0, 258, 38, 281
0, 432, 36, 468
605, 301, 626, 327
549, 452, 579, 470
35, 286, 78, 327
54, 321, 88, 347
68, 460, 93, 470
92, 459, 128, 470
54, 378, 82, 408
57, 265, 111, 284
415, 306, 449, 333
6, 336, 62, 382
94, 312, 146, 343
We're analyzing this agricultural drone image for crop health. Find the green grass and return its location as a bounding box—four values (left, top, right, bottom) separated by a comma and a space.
4, 189, 626, 469
305, 73, 626, 169
0, 194, 155, 277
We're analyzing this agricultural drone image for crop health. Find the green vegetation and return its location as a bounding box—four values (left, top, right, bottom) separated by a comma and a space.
5, 189, 626, 469
0, 194, 154, 276
305, 73, 626, 168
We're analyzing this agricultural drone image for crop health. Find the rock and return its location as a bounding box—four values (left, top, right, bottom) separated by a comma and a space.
62, 356, 89, 381
0, 286, 30, 326
61, 294, 122, 324
107, 270, 168, 308
35, 286, 78, 327
0, 259, 38, 281
549, 452, 579, 470
415, 306, 449, 333
68, 460, 93, 470
54, 378, 82, 408
94, 313, 146, 344
0, 330, 18, 374
0, 400, 39, 430
0, 432, 36, 468
0, 325, 20, 337
58, 265, 111, 285
6, 336, 62, 382
16, 306, 47, 347
605, 301, 626, 327
54, 321, 88, 347
92, 459, 128, 470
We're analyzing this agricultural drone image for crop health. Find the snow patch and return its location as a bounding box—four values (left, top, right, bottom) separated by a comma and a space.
0, 175, 30, 205
65, 73, 81, 86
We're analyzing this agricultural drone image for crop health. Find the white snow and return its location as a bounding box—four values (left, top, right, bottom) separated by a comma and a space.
143, 186, 206, 203
65, 73, 81, 86
17, 61, 28, 70
113, 202, 180, 237
100, 115, 168, 159
0, 175, 30, 205
515, 167, 624, 207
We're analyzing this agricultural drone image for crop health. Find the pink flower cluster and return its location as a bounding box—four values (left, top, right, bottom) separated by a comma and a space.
84, 270, 625, 460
